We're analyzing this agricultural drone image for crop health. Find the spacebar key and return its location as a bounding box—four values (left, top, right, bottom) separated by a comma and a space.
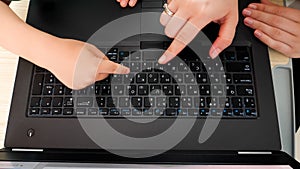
226, 63, 251, 72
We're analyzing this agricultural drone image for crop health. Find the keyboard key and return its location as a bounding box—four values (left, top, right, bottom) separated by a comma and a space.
87, 108, 98, 115
142, 62, 153, 72
29, 108, 40, 115
52, 97, 63, 107
130, 51, 142, 61
232, 97, 243, 108
154, 108, 164, 116
132, 108, 143, 116
43, 85, 54, 95
99, 108, 109, 115
96, 97, 106, 107
112, 85, 125, 95
200, 85, 211, 96
162, 85, 173, 95
121, 108, 131, 116
143, 50, 163, 61
184, 74, 196, 83
76, 108, 87, 115
44, 74, 56, 84
187, 85, 199, 95
156, 97, 167, 107
165, 109, 178, 116
233, 74, 253, 84
190, 61, 202, 72
32, 74, 44, 95
245, 109, 257, 116
30, 97, 41, 107
226, 85, 236, 96
131, 97, 143, 107
196, 73, 208, 83
119, 51, 129, 61
169, 97, 180, 108
223, 109, 233, 116
237, 86, 254, 96
226, 63, 251, 72
138, 85, 149, 95
41, 97, 52, 107
54, 85, 64, 95
143, 109, 153, 116
107, 97, 118, 107
188, 109, 199, 116
148, 73, 159, 83
77, 97, 93, 107
224, 51, 236, 61
219, 97, 231, 108
173, 73, 184, 83
150, 85, 161, 95
52, 108, 62, 115
206, 97, 218, 108
64, 97, 74, 107
127, 85, 137, 95
233, 109, 244, 116
175, 85, 186, 95
160, 73, 172, 83
199, 109, 209, 116
244, 97, 255, 108
181, 97, 193, 108
63, 108, 74, 115
109, 108, 120, 116
41, 108, 51, 115
194, 97, 205, 108
130, 62, 141, 72
136, 73, 147, 83
237, 51, 250, 61
119, 97, 130, 107
144, 97, 155, 107
212, 85, 224, 96
101, 85, 111, 95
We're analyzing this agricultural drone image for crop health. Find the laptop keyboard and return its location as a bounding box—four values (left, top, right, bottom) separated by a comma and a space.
28, 46, 257, 118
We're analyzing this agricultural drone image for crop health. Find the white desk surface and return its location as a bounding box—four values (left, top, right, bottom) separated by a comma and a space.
0, 0, 299, 163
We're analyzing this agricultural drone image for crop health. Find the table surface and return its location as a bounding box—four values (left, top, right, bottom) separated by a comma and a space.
0, 0, 299, 162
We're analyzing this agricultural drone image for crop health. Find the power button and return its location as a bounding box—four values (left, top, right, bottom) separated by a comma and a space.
27, 129, 35, 137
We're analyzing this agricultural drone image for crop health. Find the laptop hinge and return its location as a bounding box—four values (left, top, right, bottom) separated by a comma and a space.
238, 151, 272, 155
12, 148, 43, 152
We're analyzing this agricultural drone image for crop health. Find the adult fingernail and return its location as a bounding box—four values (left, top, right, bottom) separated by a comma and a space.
243, 9, 252, 16
244, 18, 254, 25
248, 4, 257, 9
211, 48, 220, 59
158, 55, 167, 64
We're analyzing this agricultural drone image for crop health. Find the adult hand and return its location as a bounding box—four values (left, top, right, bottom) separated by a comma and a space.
44, 39, 130, 90
116, 0, 138, 7
243, 0, 300, 58
158, 0, 238, 64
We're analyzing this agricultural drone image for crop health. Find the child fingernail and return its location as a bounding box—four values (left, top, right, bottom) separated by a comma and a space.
158, 55, 167, 64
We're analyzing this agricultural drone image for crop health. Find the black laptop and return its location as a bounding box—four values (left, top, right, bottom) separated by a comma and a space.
1, 0, 299, 168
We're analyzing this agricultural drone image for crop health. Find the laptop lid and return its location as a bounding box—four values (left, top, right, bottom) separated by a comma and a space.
5, 0, 280, 155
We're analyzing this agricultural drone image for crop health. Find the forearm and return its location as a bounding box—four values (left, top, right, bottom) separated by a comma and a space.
0, 1, 63, 69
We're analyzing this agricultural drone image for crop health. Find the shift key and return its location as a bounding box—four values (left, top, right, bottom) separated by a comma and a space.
226, 63, 251, 72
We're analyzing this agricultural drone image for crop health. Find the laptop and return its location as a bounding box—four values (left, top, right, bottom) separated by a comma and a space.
1, 0, 299, 167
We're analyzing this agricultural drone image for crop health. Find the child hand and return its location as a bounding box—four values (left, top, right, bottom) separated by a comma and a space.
116, 0, 138, 7
243, 0, 300, 58
158, 0, 238, 64
45, 39, 130, 90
